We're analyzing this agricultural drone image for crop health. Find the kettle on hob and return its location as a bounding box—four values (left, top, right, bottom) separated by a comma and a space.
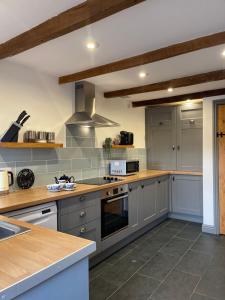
0, 170, 14, 195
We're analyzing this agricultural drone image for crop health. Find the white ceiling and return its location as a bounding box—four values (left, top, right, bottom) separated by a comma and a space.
1, 0, 225, 102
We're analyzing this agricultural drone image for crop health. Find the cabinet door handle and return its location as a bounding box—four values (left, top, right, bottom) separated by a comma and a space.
80, 211, 86, 217
141, 185, 144, 189
129, 188, 132, 192
172, 176, 175, 181
172, 145, 175, 151
177, 145, 180, 151
158, 180, 161, 184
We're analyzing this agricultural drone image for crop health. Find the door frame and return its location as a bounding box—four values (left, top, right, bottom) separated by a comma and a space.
214, 100, 225, 234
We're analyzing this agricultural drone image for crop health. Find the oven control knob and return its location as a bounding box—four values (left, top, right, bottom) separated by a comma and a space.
120, 188, 123, 192
107, 191, 111, 196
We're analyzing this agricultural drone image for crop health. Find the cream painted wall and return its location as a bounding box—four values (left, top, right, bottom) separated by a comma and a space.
95, 89, 145, 148
203, 95, 225, 231
0, 61, 74, 144
0, 61, 146, 148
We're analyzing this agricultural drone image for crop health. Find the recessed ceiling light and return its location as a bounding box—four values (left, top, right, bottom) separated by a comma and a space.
168, 87, 173, 92
139, 72, 148, 78
86, 41, 99, 50
222, 50, 225, 57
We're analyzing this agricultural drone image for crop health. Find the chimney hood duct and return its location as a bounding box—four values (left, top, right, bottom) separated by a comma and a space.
66, 81, 119, 127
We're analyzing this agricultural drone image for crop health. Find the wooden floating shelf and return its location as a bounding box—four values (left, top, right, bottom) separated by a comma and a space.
0, 142, 63, 149
111, 145, 134, 149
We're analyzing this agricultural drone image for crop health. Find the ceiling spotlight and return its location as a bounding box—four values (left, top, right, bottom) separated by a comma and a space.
168, 87, 173, 92
139, 72, 148, 78
86, 42, 99, 50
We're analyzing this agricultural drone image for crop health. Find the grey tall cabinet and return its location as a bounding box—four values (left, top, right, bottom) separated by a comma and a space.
146, 103, 203, 171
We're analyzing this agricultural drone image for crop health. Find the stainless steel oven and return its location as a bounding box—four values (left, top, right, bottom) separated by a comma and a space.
101, 185, 128, 239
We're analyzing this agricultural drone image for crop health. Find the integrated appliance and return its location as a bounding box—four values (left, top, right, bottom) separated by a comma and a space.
101, 184, 128, 239
65, 81, 119, 127
78, 176, 123, 185
120, 131, 134, 145
110, 160, 139, 176
0, 170, 14, 195
4, 202, 57, 230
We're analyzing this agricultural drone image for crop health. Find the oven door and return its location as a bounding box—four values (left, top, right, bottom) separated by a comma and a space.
101, 193, 128, 239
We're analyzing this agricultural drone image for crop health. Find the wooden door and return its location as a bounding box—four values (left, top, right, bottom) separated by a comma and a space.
218, 105, 225, 234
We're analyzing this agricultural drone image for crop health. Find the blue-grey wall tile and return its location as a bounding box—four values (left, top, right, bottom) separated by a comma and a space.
47, 159, 71, 173
58, 148, 84, 159
0, 149, 32, 162
16, 161, 47, 175
82, 168, 100, 179
34, 173, 57, 187
32, 149, 59, 161
72, 158, 92, 169
71, 137, 95, 148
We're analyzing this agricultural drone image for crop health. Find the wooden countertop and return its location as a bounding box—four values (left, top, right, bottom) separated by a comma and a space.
0, 170, 202, 213
0, 215, 95, 298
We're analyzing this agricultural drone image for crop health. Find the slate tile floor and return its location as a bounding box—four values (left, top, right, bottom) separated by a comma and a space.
89, 219, 225, 300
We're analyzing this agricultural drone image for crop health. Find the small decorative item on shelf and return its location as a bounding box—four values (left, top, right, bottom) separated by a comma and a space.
113, 135, 121, 145
103, 137, 112, 158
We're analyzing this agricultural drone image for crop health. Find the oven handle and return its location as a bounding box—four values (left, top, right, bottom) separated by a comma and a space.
106, 195, 128, 204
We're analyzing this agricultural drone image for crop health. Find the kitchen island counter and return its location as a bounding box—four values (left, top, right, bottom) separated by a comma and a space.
0, 215, 95, 300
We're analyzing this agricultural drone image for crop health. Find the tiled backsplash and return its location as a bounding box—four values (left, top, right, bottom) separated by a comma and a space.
0, 126, 146, 189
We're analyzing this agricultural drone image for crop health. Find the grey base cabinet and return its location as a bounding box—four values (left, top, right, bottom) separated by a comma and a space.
57, 191, 101, 256
170, 175, 203, 223
129, 176, 169, 231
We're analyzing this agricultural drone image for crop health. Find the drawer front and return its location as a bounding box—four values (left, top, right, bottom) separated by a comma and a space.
67, 219, 100, 243
58, 191, 100, 215
60, 205, 100, 231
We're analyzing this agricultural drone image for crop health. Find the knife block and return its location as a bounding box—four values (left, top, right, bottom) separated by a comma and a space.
1, 122, 22, 142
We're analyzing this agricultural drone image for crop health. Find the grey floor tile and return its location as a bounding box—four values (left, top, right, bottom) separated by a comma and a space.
196, 265, 225, 300
176, 250, 212, 276
159, 237, 192, 258
90, 276, 117, 300
139, 252, 177, 281
151, 270, 200, 300
100, 254, 144, 287
165, 219, 187, 231
109, 273, 160, 300
104, 245, 135, 265
89, 262, 111, 281
128, 239, 162, 263
192, 234, 225, 255
176, 223, 202, 241
191, 293, 216, 300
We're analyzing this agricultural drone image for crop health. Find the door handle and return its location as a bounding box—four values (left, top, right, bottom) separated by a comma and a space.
172, 145, 175, 151
177, 145, 180, 151
141, 184, 144, 189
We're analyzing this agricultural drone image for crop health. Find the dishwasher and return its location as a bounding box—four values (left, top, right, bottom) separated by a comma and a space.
4, 202, 57, 230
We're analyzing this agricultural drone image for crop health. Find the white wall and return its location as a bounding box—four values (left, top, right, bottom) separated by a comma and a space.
0, 61, 74, 144
203, 95, 225, 231
95, 90, 145, 148
0, 61, 146, 148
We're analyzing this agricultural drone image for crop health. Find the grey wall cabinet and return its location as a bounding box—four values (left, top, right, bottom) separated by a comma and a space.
170, 175, 203, 222
146, 103, 203, 171
146, 107, 177, 170
176, 105, 203, 171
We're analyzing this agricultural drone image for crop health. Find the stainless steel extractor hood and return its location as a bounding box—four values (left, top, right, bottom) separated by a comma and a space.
66, 81, 119, 127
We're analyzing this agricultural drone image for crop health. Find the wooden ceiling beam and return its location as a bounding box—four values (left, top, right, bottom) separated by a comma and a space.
132, 88, 225, 107
0, 0, 145, 59
59, 31, 225, 84
104, 69, 225, 98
